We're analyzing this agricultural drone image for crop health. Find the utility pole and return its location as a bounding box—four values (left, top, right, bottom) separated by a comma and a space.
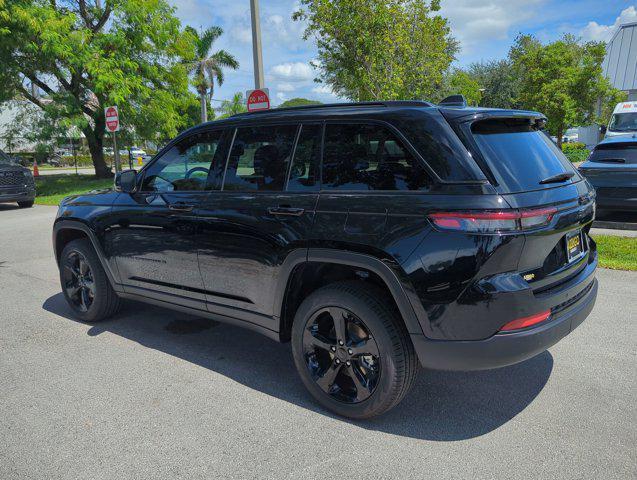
250, 0, 265, 89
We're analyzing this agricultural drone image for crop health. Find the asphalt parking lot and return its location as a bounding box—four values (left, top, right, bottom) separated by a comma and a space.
1, 205, 635, 479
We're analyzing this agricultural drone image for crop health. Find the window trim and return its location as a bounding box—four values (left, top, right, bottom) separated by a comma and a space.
319, 119, 436, 193
138, 127, 226, 194
284, 121, 324, 193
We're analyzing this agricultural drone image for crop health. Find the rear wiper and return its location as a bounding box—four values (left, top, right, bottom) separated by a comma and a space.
539, 172, 575, 184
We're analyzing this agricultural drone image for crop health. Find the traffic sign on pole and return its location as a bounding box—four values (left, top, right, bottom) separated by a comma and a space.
246, 88, 270, 112
104, 106, 121, 173
105, 106, 120, 132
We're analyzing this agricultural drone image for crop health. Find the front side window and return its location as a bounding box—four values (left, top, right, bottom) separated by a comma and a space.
223, 125, 298, 191
322, 123, 432, 191
141, 130, 223, 192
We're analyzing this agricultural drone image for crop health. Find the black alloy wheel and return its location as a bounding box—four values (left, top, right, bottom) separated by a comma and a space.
303, 306, 381, 403
62, 251, 95, 312
291, 281, 418, 419
59, 238, 121, 322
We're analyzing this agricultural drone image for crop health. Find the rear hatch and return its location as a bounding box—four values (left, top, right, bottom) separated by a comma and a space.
442, 109, 596, 291
578, 140, 637, 206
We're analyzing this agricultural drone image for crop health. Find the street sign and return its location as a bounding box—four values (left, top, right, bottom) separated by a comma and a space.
105, 106, 120, 132
246, 88, 270, 112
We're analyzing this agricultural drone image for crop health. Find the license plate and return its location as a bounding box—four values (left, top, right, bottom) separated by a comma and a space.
565, 230, 584, 263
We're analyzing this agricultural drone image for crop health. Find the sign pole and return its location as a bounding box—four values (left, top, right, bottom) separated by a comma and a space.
250, 0, 265, 89
113, 132, 120, 173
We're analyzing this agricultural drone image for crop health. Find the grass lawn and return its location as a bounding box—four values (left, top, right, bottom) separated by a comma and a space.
35, 174, 113, 206
591, 235, 637, 271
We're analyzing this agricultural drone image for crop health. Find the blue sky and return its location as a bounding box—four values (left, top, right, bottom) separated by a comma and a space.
169, 0, 637, 107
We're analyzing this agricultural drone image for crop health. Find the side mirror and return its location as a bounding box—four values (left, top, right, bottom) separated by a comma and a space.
599, 124, 607, 134
115, 169, 137, 193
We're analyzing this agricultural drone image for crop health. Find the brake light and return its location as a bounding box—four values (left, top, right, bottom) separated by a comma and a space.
500, 310, 551, 331
428, 207, 557, 233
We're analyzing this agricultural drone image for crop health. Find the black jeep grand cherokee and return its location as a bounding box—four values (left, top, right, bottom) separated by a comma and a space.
0, 150, 35, 208
53, 100, 598, 418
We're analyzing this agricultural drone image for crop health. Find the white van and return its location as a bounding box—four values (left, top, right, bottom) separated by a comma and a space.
604, 101, 637, 137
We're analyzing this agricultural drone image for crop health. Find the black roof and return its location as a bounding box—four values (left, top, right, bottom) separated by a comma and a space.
184, 101, 544, 134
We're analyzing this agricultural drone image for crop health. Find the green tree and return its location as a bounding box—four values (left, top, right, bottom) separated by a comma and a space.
510, 34, 621, 149
278, 97, 322, 108
438, 69, 482, 106
293, 0, 458, 101
468, 59, 521, 109
0, 0, 196, 177
218, 92, 247, 119
184, 26, 239, 123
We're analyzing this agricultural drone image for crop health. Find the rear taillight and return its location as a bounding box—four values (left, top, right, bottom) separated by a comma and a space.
500, 310, 551, 331
428, 207, 557, 233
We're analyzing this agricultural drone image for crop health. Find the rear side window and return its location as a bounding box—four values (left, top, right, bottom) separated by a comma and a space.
470, 118, 575, 193
590, 143, 637, 164
322, 123, 432, 191
224, 125, 297, 191
287, 124, 321, 191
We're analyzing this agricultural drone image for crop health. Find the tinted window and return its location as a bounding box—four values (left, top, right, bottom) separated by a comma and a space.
590, 143, 637, 164
224, 125, 297, 191
471, 118, 576, 193
322, 123, 432, 191
287, 124, 322, 191
141, 130, 223, 192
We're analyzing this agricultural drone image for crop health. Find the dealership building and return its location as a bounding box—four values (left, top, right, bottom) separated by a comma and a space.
580, 21, 637, 146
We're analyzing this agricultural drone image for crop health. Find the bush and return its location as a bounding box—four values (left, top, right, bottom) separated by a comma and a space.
562, 142, 590, 163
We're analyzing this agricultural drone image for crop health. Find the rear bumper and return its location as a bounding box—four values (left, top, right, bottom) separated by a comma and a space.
411, 275, 598, 371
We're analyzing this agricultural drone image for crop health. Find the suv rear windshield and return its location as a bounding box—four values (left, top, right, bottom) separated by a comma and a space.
589, 143, 637, 164
470, 118, 576, 193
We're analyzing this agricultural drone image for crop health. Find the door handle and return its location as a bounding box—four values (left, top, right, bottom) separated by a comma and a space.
169, 202, 195, 212
268, 206, 305, 217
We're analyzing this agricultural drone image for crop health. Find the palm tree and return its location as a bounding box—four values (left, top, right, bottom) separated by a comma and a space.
185, 26, 239, 123
219, 92, 247, 118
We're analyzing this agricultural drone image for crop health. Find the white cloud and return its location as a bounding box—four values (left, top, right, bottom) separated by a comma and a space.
229, 25, 252, 44
276, 82, 295, 92
270, 62, 314, 81
581, 6, 637, 42
439, 0, 546, 54
276, 92, 288, 101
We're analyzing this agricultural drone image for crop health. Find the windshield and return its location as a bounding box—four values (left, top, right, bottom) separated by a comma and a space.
609, 112, 637, 132
470, 118, 577, 193
0, 150, 17, 166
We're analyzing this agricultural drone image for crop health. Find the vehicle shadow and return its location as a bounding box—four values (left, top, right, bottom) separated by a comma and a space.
42, 293, 553, 441
0, 203, 20, 211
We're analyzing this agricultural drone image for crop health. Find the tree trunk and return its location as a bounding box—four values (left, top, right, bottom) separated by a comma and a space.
83, 123, 111, 178
556, 126, 564, 150
200, 91, 207, 123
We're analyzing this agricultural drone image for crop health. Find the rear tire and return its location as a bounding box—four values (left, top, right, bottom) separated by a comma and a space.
291, 281, 418, 419
59, 238, 121, 322
17, 200, 34, 208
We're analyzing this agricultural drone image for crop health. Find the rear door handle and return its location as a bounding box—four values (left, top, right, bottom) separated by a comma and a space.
169, 202, 195, 212
267, 206, 305, 217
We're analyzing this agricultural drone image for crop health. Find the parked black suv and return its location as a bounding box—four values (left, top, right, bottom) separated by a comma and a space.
53, 100, 598, 418
0, 150, 35, 208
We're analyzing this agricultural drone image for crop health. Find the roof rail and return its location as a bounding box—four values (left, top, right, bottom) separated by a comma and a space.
231, 100, 434, 117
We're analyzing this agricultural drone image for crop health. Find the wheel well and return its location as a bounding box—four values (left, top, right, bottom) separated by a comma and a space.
279, 262, 402, 342
54, 228, 88, 264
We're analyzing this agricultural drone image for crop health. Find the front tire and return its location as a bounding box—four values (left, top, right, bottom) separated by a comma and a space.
291, 281, 418, 419
59, 238, 121, 322
17, 200, 34, 208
